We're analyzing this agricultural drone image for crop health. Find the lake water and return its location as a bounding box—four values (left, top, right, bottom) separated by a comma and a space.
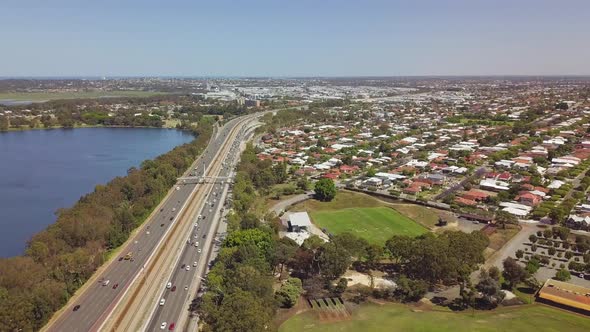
0, 128, 194, 257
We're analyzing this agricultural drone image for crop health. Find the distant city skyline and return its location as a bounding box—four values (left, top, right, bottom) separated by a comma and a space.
2, 0, 590, 77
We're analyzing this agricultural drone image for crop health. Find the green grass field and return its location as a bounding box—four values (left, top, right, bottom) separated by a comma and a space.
0, 90, 167, 102
310, 206, 428, 245
279, 303, 590, 332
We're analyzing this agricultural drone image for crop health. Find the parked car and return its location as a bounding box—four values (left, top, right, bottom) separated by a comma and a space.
160, 322, 167, 330
73, 305, 81, 312
159, 298, 165, 306
112, 283, 119, 289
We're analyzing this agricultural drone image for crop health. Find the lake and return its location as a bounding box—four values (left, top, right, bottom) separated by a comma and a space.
0, 128, 194, 257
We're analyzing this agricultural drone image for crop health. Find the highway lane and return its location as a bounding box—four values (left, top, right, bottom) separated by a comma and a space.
45, 118, 245, 332
145, 122, 250, 331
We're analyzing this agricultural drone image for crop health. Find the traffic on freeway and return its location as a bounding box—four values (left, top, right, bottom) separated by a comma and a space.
145, 126, 248, 331
45, 115, 254, 332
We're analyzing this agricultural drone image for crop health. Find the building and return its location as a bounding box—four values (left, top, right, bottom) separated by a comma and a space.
288, 211, 312, 232
538, 279, 590, 313
245, 99, 261, 107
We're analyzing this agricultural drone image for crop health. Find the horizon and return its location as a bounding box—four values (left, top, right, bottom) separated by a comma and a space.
2, 0, 590, 77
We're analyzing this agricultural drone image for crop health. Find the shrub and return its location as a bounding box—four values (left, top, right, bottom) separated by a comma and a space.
531, 244, 538, 252
565, 251, 573, 260
555, 268, 571, 282
548, 247, 557, 256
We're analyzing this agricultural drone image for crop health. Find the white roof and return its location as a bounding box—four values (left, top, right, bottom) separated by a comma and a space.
288, 212, 312, 227
502, 207, 528, 216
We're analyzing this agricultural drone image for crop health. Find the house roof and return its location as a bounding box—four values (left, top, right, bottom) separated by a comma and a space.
538, 279, 590, 312
288, 212, 312, 228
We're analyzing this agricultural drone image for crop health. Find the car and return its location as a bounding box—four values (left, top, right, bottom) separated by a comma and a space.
160, 223, 165, 227
103, 280, 110, 286
194, 234, 198, 238
160, 322, 167, 330
160, 208, 164, 212
146, 231, 150, 235
194, 222, 198, 227
184, 285, 188, 290
176, 186, 180, 190
180, 264, 186, 269
113, 283, 119, 289
166, 282, 172, 289
198, 249, 202, 253
118, 257, 124, 262
193, 261, 197, 267
73, 305, 81, 312
172, 207, 176, 212
169, 216, 174, 221
171, 285, 176, 292
169, 322, 176, 330
159, 298, 166, 306
185, 265, 190, 271
195, 242, 199, 247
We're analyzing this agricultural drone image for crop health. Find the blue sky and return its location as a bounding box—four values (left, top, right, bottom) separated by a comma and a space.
1, 0, 589, 77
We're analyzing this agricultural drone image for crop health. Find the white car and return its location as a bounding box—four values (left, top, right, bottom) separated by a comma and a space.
193, 261, 197, 267
160, 322, 167, 330
185, 265, 190, 271
159, 298, 165, 306
166, 282, 172, 289
194, 234, 198, 238
194, 222, 198, 227
195, 242, 199, 247
176, 186, 180, 190
198, 249, 202, 253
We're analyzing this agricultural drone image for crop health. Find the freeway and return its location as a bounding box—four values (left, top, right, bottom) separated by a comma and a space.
44, 115, 256, 332
144, 121, 255, 331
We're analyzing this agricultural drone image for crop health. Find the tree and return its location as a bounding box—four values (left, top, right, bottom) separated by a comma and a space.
495, 210, 517, 229
274, 237, 299, 278
526, 257, 541, 274
543, 229, 553, 239
395, 275, 429, 302
0, 115, 8, 131
385, 235, 414, 264
331, 233, 368, 258
365, 244, 384, 268
366, 167, 377, 177
212, 289, 274, 332
515, 249, 524, 259
502, 257, 528, 289
334, 277, 348, 296
476, 268, 504, 307
314, 178, 337, 202
548, 247, 557, 256
275, 278, 303, 308
317, 242, 351, 280
555, 268, 571, 282
529, 234, 538, 243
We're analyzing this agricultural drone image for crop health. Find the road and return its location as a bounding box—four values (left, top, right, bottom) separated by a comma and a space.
44, 115, 258, 332
143, 119, 260, 331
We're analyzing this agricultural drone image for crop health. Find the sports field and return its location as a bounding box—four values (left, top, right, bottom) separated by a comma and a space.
279, 303, 590, 332
310, 206, 428, 245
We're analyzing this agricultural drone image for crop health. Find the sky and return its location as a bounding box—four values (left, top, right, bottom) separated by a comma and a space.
1, 0, 590, 77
